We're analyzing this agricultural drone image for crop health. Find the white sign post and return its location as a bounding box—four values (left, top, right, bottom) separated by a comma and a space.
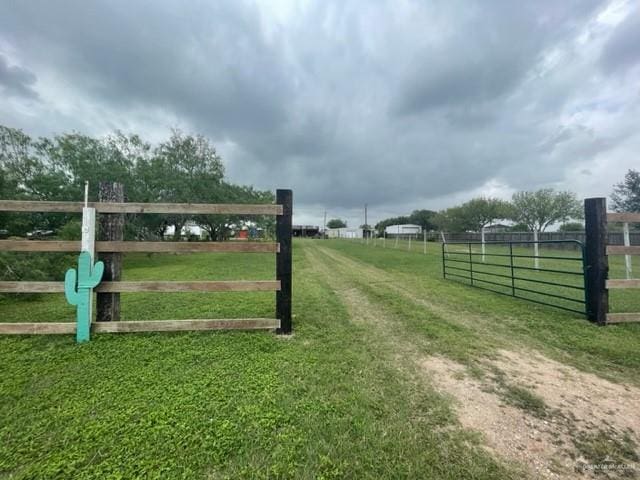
533, 230, 539, 270
81, 182, 97, 322
624, 222, 632, 279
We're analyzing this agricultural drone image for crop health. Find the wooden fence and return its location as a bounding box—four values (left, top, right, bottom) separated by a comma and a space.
584, 198, 639, 324
0, 185, 293, 335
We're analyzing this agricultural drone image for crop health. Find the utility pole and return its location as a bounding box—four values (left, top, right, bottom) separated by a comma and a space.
364, 204, 368, 228
323, 210, 327, 239
364, 203, 368, 244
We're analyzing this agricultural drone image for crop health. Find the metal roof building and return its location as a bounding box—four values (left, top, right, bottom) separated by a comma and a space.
326, 227, 364, 239
384, 224, 422, 236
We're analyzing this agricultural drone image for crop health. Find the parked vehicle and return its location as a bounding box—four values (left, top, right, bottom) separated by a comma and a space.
26, 229, 54, 239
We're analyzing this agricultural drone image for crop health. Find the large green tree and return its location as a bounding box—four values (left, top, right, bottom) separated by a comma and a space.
0, 125, 274, 241
327, 218, 347, 228
510, 188, 582, 268
432, 198, 510, 233
558, 222, 584, 232
408, 209, 437, 231
135, 130, 225, 239
510, 189, 582, 233
611, 169, 640, 212
432, 207, 465, 232
459, 198, 511, 232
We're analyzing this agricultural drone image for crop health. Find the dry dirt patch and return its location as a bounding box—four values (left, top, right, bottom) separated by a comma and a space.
423, 356, 574, 479
494, 350, 640, 440
424, 352, 640, 479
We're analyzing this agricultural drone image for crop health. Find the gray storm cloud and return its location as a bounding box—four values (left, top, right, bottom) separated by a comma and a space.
0, 0, 638, 225
0, 54, 39, 99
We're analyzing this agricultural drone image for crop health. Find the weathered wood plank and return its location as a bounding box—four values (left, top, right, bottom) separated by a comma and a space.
96, 241, 279, 253
0, 280, 281, 293
0, 282, 64, 292
607, 245, 640, 255
0, 318, 280, 333
96, 202, 283, 215
92, 318, 280, 333
606, 279, 640, 289
97, 281, 280, 292
0, 240, 279, 253
0, 200, 283, 215
0, 322, 75, 334
607, 212, 640, 223
0, 200, 84, 213
0, 240, 80, 252
606, 313, 640, 324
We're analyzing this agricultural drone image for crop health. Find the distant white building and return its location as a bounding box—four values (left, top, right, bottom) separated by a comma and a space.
327, 227, 363, 239
165, 222, 206, 239
384, 224, 422, 236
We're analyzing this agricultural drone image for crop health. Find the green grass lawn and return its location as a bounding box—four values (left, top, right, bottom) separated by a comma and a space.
0, 244, 514, 479
323, 239, 640, 384
1, 239, 639, 478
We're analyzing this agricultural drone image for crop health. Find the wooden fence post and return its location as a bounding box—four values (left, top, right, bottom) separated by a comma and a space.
584, 197, 608, 324
276, 189, 292, 334
97, 182, 124, 322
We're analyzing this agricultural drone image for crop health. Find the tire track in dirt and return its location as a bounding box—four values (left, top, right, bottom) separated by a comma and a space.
315, 245, 498, 332
308, 244, 640, 479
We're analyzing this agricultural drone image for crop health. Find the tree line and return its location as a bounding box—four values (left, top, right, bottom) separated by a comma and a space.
0, 125, 275, 241
365, 171, 638, 236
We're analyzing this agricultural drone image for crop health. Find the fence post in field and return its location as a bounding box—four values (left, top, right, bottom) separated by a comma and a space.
533, 230, 539, 269
423, 229, 427, 254
97, 181, 124, 322
276, 189, 293, 334
623, 222, 632, 279
584, 197, 608, 325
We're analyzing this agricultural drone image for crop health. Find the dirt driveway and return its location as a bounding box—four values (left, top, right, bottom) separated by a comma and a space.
306, 244, 640, 479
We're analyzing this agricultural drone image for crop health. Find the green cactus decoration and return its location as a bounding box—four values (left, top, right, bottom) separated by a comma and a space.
65, 251, 104, 343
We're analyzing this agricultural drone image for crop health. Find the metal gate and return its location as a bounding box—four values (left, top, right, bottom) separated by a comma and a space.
442, 240, 588, 315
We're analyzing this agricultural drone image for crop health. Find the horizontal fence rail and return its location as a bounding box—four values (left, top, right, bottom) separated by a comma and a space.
607, 245, 640, 255
607, 212, 640, 223
442, 240, 587, 316
0, 200, 283, 215
606, 279, 640, 289
0, 318, 281, 335
0, 281, 281, 293
605, 313, 640, 324
0, 240, 279, 253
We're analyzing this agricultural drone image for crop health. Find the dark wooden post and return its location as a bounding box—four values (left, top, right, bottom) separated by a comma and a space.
276, 189, 292, 334
97, 182, 124, 322
584, 197, 608, 324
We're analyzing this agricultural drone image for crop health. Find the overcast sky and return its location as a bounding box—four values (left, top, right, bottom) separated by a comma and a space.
1, 0, 638, 227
